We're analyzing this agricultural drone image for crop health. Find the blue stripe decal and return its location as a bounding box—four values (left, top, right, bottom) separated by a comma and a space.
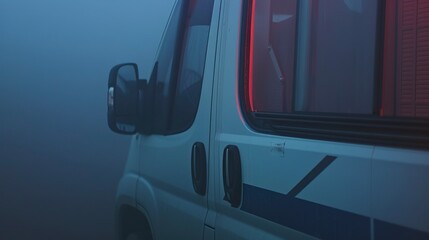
241, 184, 371, 240
374, 220, 429, 240
287, 155, 337, 197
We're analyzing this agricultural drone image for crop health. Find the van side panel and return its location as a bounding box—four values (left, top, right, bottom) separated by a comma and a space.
372, 147, 429, 236
214, 1, 324, 239
213, 0, 429, 239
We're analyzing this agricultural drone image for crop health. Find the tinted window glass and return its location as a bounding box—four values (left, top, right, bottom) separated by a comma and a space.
170, 0, 214, 132
247, 0, 379, 115
389, 0, 429, 118
249, 0, 297, 113
149, 0, 214, 134
295, 0, 379, 115
241, 0, 429, 148
150, 1, 185, 133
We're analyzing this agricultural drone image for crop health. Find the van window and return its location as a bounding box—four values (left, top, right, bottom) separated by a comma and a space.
149, 0, 214, 134
247, 0, 378, 115
294, 0, 379, 115
170, 0, 214, 132
241, 0, 429, 148
387, 0, 429, 118
248, 0, 297, 113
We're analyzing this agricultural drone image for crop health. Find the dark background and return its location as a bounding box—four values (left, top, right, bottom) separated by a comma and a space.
0, 0, 173, 239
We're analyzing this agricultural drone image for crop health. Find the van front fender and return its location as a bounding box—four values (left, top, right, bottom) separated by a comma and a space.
135, 176, 159, 239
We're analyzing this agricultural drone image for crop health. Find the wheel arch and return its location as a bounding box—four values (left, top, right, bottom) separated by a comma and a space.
116, 203, 153, 240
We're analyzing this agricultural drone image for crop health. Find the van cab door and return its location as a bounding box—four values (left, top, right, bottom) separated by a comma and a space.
135, 0, 218, 239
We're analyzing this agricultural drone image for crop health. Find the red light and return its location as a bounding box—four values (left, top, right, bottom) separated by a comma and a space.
248, 0, 256, 112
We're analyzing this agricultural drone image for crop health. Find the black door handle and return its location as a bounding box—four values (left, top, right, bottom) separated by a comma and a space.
191, 142, 207, 196
223, 145, 242, 208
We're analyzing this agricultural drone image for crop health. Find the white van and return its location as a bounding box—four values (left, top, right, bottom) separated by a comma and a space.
108, 0, 429, 239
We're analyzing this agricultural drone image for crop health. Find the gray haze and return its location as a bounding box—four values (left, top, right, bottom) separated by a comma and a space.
0, 0, 174, 239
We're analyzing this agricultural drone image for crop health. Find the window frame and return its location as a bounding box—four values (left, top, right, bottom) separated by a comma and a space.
239, 0, 429, 149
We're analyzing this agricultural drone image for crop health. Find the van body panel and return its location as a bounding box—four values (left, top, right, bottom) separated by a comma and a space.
112, 0, 429, 239
116, 174, 138, 209
115, 135, 141, 213
372, 147, 429, 233
133, 0, 221, 238
204, 0, 223, 230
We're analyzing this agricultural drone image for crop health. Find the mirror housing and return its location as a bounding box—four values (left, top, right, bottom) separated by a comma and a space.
107, 63, 139, 135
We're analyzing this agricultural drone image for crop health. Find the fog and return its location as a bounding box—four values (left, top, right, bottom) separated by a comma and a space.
0, 0, 174, 239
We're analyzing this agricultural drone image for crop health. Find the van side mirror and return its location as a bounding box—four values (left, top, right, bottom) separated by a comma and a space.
107, 63, 139, 135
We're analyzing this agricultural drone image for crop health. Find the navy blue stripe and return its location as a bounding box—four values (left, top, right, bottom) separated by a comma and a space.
287, 155, 337, 197
374, 219, 429, 240
241, 184, 371, 240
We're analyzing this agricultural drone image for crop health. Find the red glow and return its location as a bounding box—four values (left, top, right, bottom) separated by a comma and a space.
381, 0, 396, 117
248, 0, 256, 112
